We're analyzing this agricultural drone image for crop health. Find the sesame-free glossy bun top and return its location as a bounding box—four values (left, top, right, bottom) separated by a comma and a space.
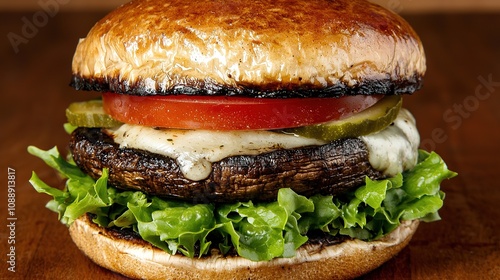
71, 0, 426, 97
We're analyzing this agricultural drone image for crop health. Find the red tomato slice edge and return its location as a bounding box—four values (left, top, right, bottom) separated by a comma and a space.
102, 93, 382, 130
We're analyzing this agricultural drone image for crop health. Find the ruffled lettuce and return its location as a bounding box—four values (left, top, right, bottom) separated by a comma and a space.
28, 146, 456, 262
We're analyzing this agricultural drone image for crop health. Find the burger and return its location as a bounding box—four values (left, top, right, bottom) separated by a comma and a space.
28, 0, 456, 279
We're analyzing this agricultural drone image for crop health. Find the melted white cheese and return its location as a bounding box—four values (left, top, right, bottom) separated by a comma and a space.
109, 127, 325, 181
108, 109, 420, 181
361, 109, 420, 176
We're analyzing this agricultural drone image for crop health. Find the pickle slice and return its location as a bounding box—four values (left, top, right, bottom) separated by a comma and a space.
284, 95, 402, 142
66, 100, 123, 128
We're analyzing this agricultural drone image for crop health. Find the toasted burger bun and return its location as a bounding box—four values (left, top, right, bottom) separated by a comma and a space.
67, 1, 424, 279
70, 214, 418, 280
71, 0, 426, 97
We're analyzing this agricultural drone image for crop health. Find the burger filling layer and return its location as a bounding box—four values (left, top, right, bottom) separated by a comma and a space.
106, 109, 419, 181
28, 100, 456, 262
29, 145, 455, 261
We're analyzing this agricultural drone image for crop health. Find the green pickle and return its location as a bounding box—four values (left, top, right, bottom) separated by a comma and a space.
284, 95, 402, 142
67, 96, 401, 138
66, 99, 123, 128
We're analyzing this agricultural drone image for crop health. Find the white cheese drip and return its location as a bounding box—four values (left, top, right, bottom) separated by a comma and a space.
361, 108, 420, 176
108, 127, 325, 181
108, 108, 420, 181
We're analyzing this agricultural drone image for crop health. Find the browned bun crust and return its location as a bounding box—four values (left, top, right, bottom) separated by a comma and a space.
71, 0, 426, 98
69, 214, 419, 280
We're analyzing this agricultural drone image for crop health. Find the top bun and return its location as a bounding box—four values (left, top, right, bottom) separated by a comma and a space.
71, 0, 426, 98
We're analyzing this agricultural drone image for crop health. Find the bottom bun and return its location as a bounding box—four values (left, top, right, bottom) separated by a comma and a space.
69, 214, 419, 280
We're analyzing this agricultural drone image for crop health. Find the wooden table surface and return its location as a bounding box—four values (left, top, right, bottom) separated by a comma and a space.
1, 11, 499, 280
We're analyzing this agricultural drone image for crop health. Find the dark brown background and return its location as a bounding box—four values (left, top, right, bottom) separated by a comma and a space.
1, 10, 499, 280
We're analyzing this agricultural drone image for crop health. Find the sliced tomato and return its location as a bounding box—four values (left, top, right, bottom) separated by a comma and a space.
102, 93, 382, 130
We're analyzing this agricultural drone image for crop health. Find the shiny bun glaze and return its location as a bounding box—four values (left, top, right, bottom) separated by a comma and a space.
71, 0, 426, 97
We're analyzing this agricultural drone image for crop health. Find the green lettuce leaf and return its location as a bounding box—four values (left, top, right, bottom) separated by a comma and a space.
28, 146, 456, 261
